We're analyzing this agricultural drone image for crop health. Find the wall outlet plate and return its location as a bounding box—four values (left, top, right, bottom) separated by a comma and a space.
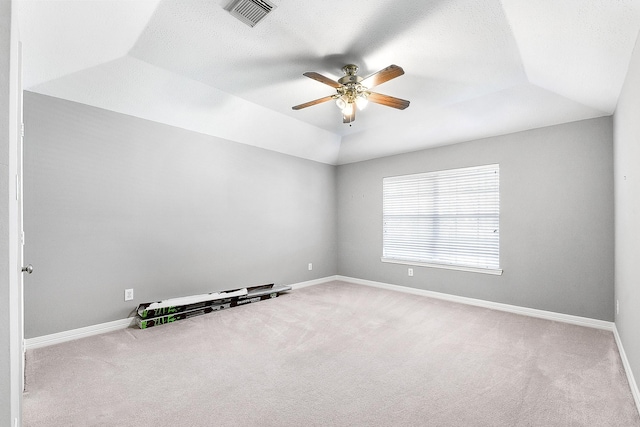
308, 263, 313, 271
408, 268, 414, 277
124, 288, 134, 301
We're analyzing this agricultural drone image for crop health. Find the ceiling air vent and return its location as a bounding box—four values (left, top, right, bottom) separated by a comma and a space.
227, 0, 276, 27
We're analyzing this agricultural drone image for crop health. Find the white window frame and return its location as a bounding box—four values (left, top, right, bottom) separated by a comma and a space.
381, 164, 502, 275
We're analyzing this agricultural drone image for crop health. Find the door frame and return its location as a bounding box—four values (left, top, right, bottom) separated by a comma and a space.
8, 2, 24, 424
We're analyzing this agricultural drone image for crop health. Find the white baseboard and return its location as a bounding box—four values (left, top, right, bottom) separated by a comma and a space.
23, 277, 337, 350
613, 325, 640, 412
22, 274, 614, 344
24, 318, 135, 350
289, 275, 338, 289
335, 275, 615, 331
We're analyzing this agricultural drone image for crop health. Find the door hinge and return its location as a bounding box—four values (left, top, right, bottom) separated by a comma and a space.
21, 231, 25, 246
21, 122, 24, 137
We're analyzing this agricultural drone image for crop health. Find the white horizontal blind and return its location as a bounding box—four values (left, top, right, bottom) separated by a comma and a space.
383, 164, 500, 271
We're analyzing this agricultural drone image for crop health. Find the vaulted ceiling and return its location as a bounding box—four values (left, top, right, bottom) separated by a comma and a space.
17, 0, 640, 165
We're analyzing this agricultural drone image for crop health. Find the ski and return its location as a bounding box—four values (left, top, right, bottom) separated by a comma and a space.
135, 284, 291, 329
137, 283, 280, 319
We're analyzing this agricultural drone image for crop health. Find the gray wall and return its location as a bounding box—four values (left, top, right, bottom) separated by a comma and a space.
337, 117, 614, 321
0, 1, 13, 423
24, 89, 617, 339
24, 92, 337, 338
614, 32, 640, 392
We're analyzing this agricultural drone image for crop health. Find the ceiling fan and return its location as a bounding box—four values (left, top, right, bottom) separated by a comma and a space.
292, 64, 410, 124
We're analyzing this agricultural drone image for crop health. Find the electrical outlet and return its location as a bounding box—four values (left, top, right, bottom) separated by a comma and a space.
308, 263, 313, 271
124, 288, 134, 301
408, 268, 413, 277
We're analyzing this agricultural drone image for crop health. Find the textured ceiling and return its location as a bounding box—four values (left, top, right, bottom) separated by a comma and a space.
17, 0, 640, 165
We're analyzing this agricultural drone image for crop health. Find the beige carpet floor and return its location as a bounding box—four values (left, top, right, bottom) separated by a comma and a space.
23, 281, 640, 426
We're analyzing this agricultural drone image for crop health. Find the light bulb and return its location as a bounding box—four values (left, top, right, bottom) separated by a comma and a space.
335, 97, 347, 110
341, 102, 354, 115
355, 95, 368, 110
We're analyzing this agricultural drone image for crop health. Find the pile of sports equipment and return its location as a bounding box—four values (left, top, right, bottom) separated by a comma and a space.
135, 283, 291, 329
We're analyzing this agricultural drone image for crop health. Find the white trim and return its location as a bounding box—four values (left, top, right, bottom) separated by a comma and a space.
24, 318, 135, 350
614, 325, 640, 413
381, 257, 503, 276
8, 8, 23, 425
22, 274, 613, 348
289, 275, 339, 289
334, 275, 614, 331
23, 278, 338, 350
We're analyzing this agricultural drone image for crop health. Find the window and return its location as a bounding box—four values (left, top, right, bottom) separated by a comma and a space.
382, 164, 501, 275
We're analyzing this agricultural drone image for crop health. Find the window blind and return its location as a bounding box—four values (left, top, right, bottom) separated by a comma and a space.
382, 164, 500, 271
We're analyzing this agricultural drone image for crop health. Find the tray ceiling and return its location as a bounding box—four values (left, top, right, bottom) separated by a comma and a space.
17, 0, 640, 164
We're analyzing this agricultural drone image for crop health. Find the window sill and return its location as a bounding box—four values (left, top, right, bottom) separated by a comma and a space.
381, 257, 503, 276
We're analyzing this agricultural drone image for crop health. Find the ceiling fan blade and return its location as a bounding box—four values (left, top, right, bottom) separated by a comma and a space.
292, 95, 335, 110
342, 104, 356, 123
361, 64, 405, 88
367, 92, 410, 110
303, 72, 342, 88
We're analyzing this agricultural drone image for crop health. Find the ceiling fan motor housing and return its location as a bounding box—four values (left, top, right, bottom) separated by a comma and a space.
338, 75, 363, 85
338, 64, 363, 85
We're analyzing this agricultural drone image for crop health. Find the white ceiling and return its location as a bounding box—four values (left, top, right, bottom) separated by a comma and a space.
16, 0, 640, 165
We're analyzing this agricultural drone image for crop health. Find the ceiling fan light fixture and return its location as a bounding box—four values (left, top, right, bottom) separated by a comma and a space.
355, 94, 368, 110
341, 102, 355, 116
336, 95, 348, 110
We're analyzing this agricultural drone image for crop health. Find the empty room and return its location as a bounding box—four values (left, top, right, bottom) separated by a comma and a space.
3, 0, 640, 426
